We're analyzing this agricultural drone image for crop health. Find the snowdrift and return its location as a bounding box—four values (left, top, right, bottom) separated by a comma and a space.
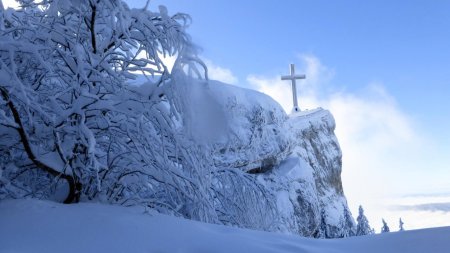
0, 199, 448, 253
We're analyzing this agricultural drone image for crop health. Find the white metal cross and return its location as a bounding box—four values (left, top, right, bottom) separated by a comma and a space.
281, 63, 306, 112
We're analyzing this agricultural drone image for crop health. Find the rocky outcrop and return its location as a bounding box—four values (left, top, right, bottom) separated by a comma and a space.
270, 109, 355, 237
176, 78, 355, 237
200, 82, 354, 237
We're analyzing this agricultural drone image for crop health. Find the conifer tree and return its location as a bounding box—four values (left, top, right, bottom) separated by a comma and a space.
317, 209, 328, 238
356, 205, 373, 236
340, 205, 356, 237
399, 218, 405, 231
381, 218, 390, 233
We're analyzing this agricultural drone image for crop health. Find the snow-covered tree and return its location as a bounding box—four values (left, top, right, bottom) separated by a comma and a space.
399, 218, 405, 231
339, 205, 356, 237
0, 0, 201, 203
0, 0, 278, 230
381, 219, 390, 233
316, 209, 328, 238
356, 205, 373, 236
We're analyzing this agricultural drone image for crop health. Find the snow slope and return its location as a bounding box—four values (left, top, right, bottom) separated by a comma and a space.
0, 199, 449, 253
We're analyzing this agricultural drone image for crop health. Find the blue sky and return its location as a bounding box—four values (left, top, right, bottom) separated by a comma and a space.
131, 0, 450, 230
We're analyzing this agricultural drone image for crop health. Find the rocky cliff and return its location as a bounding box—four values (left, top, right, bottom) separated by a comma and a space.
179, 78, 355, 237
272, 109, 355, 237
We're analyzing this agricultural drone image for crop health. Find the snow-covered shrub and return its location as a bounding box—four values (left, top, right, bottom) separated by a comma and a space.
0, 0, 279, 230
0, 0, 214, 216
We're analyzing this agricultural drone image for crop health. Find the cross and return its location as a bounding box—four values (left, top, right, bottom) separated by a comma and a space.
281, 63, 305, 112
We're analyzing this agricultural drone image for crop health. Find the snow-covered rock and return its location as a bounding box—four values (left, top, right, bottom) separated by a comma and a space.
276, 109, 355, 237
174, 78, 289, 172
175, 77, 355, 237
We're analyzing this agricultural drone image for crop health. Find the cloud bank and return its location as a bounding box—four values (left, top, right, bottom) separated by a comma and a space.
396, 203, 450, 213
203, 59, 238, 85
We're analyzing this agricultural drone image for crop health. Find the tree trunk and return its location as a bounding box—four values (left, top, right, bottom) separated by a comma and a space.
0, 87, 79, 203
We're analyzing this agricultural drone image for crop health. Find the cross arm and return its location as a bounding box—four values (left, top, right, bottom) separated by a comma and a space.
281, 74, 306, 80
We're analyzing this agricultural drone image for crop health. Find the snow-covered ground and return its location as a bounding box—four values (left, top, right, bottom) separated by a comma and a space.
1, 200, 449, 253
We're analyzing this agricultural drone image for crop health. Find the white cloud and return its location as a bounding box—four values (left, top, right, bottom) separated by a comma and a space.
297, 54, 335, 89
246, 54, 440, 229
247, 75, 292, 111
203, 59, 238, 85
326, 86, 421, 200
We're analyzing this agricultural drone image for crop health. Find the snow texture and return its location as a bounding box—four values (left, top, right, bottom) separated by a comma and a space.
1, 199, 449, 253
